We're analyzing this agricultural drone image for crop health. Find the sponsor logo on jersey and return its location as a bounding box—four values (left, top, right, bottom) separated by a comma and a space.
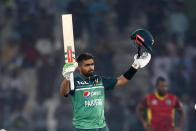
166, 99, 171, 105
83, 91, 101, 98
77, 81, 89, 85
152, 99, 158, 105
91, 91, 101, 96
85, 99, 103, 107
84, 91, 91, 98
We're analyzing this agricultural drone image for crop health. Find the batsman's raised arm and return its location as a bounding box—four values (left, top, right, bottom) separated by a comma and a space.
115, 52, 151, 88
60, 79, 70, 96
115, 29, 154, 88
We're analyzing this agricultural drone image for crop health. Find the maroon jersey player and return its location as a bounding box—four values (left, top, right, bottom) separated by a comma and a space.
136, 77, 184, 131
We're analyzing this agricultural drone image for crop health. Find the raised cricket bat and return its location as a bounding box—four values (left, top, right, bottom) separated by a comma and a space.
62, 14, 76, 92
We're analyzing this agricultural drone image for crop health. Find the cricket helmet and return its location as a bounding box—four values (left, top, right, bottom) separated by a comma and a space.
130, 29, 154, 53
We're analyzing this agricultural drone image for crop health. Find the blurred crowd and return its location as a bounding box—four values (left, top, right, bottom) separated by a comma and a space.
0, 0, 196, 131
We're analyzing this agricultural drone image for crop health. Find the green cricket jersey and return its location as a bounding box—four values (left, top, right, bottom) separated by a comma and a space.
71, 74, 117, 129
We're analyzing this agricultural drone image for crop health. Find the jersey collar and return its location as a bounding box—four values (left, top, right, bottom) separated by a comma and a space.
78, 74, 96, 81
155, 92, 168, 100
78, 74, 88, 80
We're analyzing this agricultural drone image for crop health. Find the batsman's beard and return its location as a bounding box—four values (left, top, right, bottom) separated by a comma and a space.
82, 70, 94, 78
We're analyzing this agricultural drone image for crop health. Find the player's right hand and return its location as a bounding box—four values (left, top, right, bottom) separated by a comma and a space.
142, 121, 152, 131
62, 62, 78, 80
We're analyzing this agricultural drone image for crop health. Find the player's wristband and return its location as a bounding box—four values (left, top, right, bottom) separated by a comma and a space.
123, 67, 137, 80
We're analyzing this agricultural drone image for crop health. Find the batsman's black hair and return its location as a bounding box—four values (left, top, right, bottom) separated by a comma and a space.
155, 76, 166, 87
77, 53, 94, 64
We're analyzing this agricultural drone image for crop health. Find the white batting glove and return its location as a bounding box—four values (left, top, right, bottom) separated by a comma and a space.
62, 62, 78, 80
132, 52, 151, 69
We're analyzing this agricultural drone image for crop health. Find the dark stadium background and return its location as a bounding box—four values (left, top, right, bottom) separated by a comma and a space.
0, 0, 195, 131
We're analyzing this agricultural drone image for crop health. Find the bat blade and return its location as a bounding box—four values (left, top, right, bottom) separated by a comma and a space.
62, 14, 76, 64
62, 14, 75, 92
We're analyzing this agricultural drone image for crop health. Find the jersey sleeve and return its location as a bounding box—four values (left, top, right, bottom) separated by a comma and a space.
175, 96, 182, 108
141, 96, 148, 107
101, 76, 117, 90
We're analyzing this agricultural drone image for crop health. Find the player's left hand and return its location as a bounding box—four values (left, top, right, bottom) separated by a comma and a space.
132, 52, 151, 69
62, 62, 78, 80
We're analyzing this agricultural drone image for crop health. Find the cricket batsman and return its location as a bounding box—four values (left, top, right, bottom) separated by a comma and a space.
60, 29, 153, 131
136, 77, 184, 131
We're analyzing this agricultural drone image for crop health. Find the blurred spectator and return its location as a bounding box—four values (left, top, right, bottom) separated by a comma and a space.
9, 111, 30, 131
35, 38, 53, 56
16, 0, 36, 15
0, 40, 23, 96
6, 87, 29, 131
31, 97, 48, 131
35, 8, 54, 40
67, 0, 90, 40
87, 0, 109, 44
147, 1, 166, 39
55, 97, 73, 131
0, 40, 22, 72
115, 0, 132, 33
151, 45, 172, 87
170, 47, 192, 98
37, 0, 56, 15
17, 2, 37, 40
167, 1, 188, 45
7, 88, 26, 114
36, 53, 56, 100
21, 38, 39, 68
0, 7, 17, 46
36, 38, 56, 101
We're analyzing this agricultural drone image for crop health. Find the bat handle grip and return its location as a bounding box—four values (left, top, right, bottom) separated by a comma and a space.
70, 73, 75, 91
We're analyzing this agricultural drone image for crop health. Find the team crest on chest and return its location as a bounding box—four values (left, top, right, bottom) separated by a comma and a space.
166, 99, 171, 105
95, 78, 99, 83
